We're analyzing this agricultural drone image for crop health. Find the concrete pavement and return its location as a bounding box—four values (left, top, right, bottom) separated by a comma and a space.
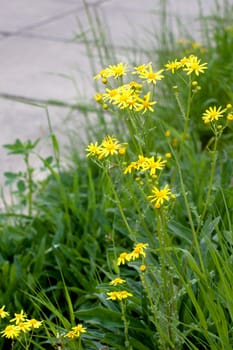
0, 0, 222, 201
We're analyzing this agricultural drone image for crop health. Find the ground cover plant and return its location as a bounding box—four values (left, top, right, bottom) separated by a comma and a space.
0, 0, 233, 349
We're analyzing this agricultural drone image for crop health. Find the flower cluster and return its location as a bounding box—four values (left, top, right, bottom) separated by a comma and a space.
93, 62, 163, 114
0, 308, 42, 340
86, 135, 127, 160
124, 154, 167, 177
117, 243, 149, 266
64, 324, 87, 339
165, 54, 208, 76
106, 243, 148, 301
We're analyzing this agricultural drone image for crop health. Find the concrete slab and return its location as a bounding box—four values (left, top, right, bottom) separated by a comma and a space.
0, 0, 83, 34
0, 36, 96, 101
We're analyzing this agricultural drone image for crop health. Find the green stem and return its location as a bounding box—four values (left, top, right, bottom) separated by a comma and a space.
196, 135, 219, 235
156, 209, 175, 348
120, 301, 132, 350
24, 153, 33, 216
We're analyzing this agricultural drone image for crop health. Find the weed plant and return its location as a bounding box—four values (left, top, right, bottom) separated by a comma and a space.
0, 1, 233, 349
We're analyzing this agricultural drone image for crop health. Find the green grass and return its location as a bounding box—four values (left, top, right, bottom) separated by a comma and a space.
0, 1, 233, 349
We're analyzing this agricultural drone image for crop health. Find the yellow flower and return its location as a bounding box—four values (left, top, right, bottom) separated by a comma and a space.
93, 68, 108, 80
165, 59, 181, 73
98, 136, 123, 159
136, 92, 157, 114
202, 106, 226, 124
140, 265, 146, 272
64, 330, 77, 338
10, 310, 27, 325
183, 55, 207, 76
103, 88, 119, 103
26, 319, 43, 329
226, 103, 232, 109
143, 156, 166, 176
227, 113, 233, 121
123, 162, 137, 174
1, 325, 20, 339
118, 148, 126, 155
0, 305, 9, 319
131, 243, 148, 260
71, 324, 87, 337
165, 130, 171, 137
94, 93, 103, 103
165, 152, 172, 159
132, 63, 149, 75
86, 142, 101, 157
106, 62, 128, 79
138, 62, 164, 84
17, 321, 31, 333
147, 184, 172, 208
117, 252, 132, 265
109, 277, 126, 286
106, 291, 133, 301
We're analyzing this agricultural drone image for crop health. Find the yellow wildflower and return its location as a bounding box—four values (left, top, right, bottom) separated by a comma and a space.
0, 305, 9, 319
165, 152, 172, 159
10, 310, 27, 325
117, 252, 132, 265
109, 277, 126, 286
71, 324, 87, 337
1, 325, 20, 339
106, 62, 128, 79
102, 88, 118, 103
26, 319, 43, 329
183, 55, 207, 76
165, 59, 181, 73
202, 106, 226, 124
227, 113, 233, 121
86, 142, 101, 157
64, 331, 77, 338
131, 243, 148, 260
147, 184, 172, 209
136, 92, 157, 114
226, 103, 232, 109
94, 93, 103, 103
106, 291, 133, 301
98, 136, 123, 159
140, 265, 146, 272
143, 156, 166, 176
17, 321, 31, 333
138, 62, 164, 84
93, 68, 108, 80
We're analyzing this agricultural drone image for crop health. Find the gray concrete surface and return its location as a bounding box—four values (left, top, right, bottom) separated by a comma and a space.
0, 0, 222, 204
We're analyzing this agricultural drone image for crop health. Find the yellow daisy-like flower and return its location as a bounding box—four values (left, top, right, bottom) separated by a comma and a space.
109, 277, 126, 286
26, 319, 43, 329
71, 324, 87, 337
143, 156, 167, 176
102, 88, 119, 103
202, 106, 226, 124
1, 325, 20, 339
165, 59, 181, 73
64, 330, 77, 339
17, 321, 32, 333
93, 68, 108, 80
136, 92, 157, 114
106, 62, 128, 79
132, 63, 149, 75
106, 291, 133, 301
139, 63, 164, 84
117, 252, 132, 266
147, 184, 172, 209
183, 55, 208, 76
131, 243, 149, 260
86, 142, 101, 157
10, 310, 27, 325
0, 305, 9, 319
98, 136, 123, 159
